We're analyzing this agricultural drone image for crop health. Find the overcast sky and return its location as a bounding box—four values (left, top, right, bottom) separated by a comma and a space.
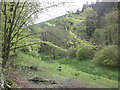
35, 0, 96, 23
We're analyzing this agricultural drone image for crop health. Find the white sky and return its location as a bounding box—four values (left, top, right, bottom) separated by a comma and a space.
35, 0, 96, 23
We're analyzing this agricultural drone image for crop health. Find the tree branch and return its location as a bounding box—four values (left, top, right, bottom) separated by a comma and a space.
10, 42, 39, 51
17, 29, 62, 42
11, 2, 26, 34
9, 2, 19, 35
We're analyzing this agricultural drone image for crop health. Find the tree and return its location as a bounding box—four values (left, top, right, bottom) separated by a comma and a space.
93, 9, 118, 46
1, 1, 67, 68
104, 9, 118, 45
81, 7, 98, 38
1, 1, 42, 68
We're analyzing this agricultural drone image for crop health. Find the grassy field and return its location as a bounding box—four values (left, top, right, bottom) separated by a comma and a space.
12, 52, 118, 88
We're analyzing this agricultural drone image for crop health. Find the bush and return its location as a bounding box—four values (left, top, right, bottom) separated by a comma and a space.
20, 46, 32, 53
76, 47, 94, 60
94, 45, 118, 67
28, 51, 40, 58
41, 55, 51, 61
68, 50, 77, 58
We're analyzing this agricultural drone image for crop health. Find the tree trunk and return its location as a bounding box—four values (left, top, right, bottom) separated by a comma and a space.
2, 2, 16, 68
105, 32, 108, 45
52, 48, 56, 59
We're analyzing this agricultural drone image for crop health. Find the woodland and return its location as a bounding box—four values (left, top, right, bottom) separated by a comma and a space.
0, 1, 119, 89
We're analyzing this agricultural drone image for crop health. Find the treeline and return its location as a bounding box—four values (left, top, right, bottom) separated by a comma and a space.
78, 2, 118, 45
73, 2, 118, 67
69, 2, 119, 67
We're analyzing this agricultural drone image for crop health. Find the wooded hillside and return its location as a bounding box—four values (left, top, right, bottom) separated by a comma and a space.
0, 1, 119, 89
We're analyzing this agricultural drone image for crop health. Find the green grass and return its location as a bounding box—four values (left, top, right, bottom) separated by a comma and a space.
16, 52, 118, 88
57, 58, 118, 81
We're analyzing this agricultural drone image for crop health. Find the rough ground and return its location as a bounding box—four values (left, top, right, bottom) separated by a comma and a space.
6, 69, 88, 88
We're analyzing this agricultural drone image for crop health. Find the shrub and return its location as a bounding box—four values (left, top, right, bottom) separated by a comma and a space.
68, 50, 77, 58
28, 51, 40, 58
94, 45, 118, 67
20, 46, 32, 53
76, 47, 94, 60
38, 53, 52, 61
41, 55, 51, 61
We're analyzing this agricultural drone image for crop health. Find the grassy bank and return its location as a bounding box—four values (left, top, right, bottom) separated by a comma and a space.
12, 52, 118, 88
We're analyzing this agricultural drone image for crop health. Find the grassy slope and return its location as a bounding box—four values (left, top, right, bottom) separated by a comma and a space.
58, 58, 118, 80
16, 52, 118, 88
